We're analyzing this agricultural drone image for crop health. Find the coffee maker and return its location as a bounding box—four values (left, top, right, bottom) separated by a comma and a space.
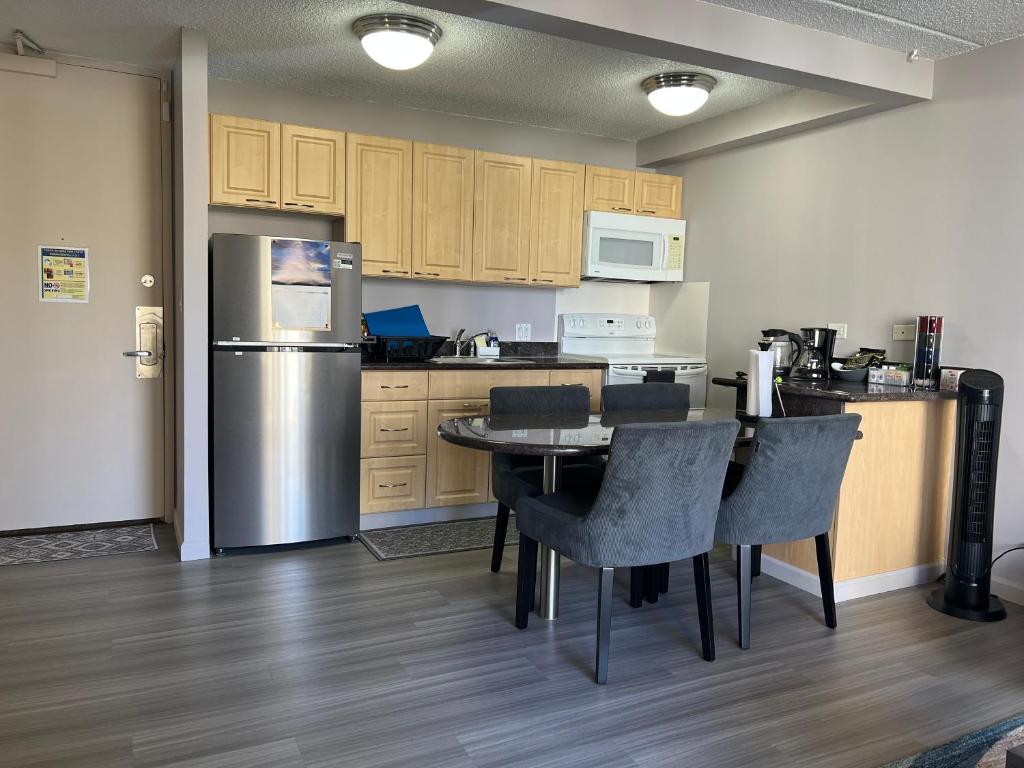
792, 327, 837, 380
760, 329, 804, 378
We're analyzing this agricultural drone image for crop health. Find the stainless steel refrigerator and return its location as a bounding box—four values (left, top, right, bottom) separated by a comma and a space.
210, 234, 361, 550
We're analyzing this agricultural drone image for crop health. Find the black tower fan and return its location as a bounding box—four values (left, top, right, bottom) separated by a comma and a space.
928, 369, 1007, 621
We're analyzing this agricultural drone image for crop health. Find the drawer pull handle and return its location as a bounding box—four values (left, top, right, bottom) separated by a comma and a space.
380, 385, 409, 389
503, 277, 527, 282
284, 202, 315, 209
381, 269, 410, 275
611, 206, 632, 212
379, 427, 410, 433
378, 482, 408, 488
537, 279, 554, 283
414, 271, 441, 276
245, 198, 277, 204
638, 209, 657, 214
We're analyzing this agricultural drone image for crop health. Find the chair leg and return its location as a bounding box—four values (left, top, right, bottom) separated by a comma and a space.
751, 545, 762, 578
656, 562, 671, 594
596, 567, 614, 684
629, 566, 644, 608
815, 533, 838, 629
515, 534, 538, 630
737, 544, 752, 650
491, 503, 511, 573
692, 553, 715, 662
643, 565, 660, 604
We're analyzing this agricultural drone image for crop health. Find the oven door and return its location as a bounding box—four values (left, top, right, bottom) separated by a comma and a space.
606, 364, 708, 410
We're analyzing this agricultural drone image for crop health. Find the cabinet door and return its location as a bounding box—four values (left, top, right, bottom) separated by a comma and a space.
583, 165, 634, 213
426, 399, 491, 507
360, 456, 426, 514
360, 400, 428, 458
346, 134, 413, 278
530, 159, 584, 287
281, 124, 345, 215
412, 143, 474, 281
210, 114, 280, 209
473, 151, 532, 284
635, 172, 683, 218
548, 369, 603, 412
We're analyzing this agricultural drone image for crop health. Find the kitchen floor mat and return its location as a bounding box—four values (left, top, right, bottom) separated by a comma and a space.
359, 516, 518, 561
0, 524, 158, 566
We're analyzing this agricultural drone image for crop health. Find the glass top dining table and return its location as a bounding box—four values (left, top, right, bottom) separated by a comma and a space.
437, 408, 751, 620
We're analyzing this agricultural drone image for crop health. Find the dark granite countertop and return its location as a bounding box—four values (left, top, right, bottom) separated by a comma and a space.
712, 376, 956, 403
362, 355, 607, 371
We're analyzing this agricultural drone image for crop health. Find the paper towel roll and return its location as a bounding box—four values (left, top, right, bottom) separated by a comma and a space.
746, 349, 775, 417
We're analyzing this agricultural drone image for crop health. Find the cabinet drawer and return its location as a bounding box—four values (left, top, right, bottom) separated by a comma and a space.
362, 371, 429, 401
548, 369, 603, 411
360, 401, 428, 458
360, 456, 426, 514
428, 369, 551, 400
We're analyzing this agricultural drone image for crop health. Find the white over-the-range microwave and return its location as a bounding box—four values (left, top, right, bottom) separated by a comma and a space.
582, 211, 686, 283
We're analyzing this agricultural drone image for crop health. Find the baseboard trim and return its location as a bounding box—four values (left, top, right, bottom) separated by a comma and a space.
760, 555, 943, 602
0, 518, 162, 538
177, 540, 211, 561
991, 575, 1024, 607
360, 503, 496, 531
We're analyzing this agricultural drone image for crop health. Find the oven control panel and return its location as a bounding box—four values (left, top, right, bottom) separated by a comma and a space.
558, 313, 656, 338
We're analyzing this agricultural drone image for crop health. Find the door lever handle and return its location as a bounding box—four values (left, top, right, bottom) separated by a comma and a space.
123, 350, 153, 358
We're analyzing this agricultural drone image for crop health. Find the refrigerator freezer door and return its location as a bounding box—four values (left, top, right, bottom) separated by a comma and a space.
212, 349, 361, 548
210, 234, 362, 344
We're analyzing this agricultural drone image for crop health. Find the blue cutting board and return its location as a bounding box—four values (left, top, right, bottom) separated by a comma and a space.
364, 305, 430, 337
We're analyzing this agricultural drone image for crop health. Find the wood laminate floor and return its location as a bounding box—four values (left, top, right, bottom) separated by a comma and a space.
1, 524, 1022, 767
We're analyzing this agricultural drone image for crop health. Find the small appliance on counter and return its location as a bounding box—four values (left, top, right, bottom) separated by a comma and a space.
913, 315, 944, 389
791, 327, 837, 380
582, 211, 685, 283
760, 329, 804, 378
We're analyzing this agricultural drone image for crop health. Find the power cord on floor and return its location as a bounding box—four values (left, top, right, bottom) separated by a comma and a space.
936, 544, 1024, 583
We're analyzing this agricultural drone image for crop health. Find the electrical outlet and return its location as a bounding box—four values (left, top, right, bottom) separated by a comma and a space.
515, 323, 531, 341
828, 323, 848, 340
892, 323, 915, 341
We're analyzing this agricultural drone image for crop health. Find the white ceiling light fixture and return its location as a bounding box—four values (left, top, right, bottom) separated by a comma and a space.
353, 14, 442, 71
642, 73, 717, 116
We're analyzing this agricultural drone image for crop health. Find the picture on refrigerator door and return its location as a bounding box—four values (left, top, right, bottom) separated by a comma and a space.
270, 238, 332, 331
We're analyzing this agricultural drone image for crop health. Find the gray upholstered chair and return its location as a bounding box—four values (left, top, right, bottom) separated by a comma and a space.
716, 413, 861, 649
601, 382, 690, 412
601, 381, 692, 606
515, 419, 740, 684
488, 385, 602, 573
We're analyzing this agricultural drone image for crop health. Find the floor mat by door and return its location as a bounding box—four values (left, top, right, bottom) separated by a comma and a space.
0, 525, 158, 566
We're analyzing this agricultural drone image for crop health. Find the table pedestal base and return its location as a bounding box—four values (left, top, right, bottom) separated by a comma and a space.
536, 455, 561, 620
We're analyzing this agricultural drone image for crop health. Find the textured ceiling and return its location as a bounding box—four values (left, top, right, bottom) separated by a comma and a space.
702, 0, 1024, 59
0, 0, 795, 140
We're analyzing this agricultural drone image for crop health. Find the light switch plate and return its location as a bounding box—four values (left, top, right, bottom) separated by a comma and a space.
515, 323, 531, 341
892, 323, 915, 341
828, 322, 848, 340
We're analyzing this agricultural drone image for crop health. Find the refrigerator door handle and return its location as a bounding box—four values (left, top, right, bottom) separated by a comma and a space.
212, 341, 361, 349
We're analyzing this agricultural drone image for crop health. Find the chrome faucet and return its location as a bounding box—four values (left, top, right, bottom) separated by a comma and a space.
453, 329, 488, 357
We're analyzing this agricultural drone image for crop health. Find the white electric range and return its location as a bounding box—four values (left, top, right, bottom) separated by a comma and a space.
558, 313, 708, 410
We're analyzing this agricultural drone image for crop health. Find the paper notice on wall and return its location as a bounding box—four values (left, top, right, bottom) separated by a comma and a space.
270, 238, 331, 331
39, 246, 89, 303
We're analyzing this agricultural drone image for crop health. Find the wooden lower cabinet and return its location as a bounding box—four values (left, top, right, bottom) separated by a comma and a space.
360, 400, 428, 458
425, 399, 491, 508
548, 369, 603, 412
360, 456, 427, 513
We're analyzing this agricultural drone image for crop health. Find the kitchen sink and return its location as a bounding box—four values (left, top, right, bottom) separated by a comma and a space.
428, 357, 535, 366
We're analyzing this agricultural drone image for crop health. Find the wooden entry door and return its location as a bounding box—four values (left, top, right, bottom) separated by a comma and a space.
0, 63, 166, 530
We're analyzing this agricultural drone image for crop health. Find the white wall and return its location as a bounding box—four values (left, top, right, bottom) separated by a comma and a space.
207, 79, 650, 341
666, 36, 1024, 599
173, 29, 210, 561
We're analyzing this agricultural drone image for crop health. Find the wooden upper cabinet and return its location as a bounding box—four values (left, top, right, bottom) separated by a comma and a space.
473, 151, 532, 284
346, 133, 413, 278
530, 158, 584, 287
412, 143, 474, 281
281, 124, 345, 215
210, 114, 280, 209
635, 172, 683, 218
583, 165, 635, 214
